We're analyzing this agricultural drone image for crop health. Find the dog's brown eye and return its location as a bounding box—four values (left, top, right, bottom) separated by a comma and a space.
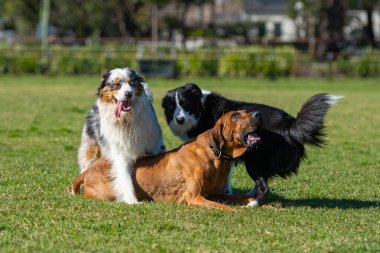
231, 113, 242, 121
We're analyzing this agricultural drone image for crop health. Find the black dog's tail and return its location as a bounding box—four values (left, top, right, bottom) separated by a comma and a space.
290, 93, 343, 146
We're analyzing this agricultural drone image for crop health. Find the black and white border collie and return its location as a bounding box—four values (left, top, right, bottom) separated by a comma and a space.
77, 68, 165, 204
162, 83, 342, 206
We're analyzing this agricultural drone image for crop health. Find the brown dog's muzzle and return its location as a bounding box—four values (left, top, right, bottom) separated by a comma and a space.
241, 111, 262, 149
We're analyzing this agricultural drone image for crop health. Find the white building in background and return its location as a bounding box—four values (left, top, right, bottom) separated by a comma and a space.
345, 9, 380, 41
185, 0, 298, 41
184, 0, 380, 42
242, 0, 297, 41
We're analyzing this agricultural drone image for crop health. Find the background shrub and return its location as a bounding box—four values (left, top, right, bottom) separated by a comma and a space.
357, 50, 380, 78
187, 53, 218, 76
0, 55, 15, 74
14, 54, 41, 74
0, 46, 379, 78
218, 52, 253, 78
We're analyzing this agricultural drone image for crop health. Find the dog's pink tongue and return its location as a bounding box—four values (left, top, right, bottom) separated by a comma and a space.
114, 100, 123, 118
247, 134, 261, 145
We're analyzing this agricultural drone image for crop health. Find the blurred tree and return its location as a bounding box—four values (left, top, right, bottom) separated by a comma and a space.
289, 0, 380, 52
3, 0, 40, 34
109, 0, 147, 38
287, 0, 322, 54
362, 0, 380, 48
160, 0, 214, 47
2, 0, 151, 38
317, 0, 347, 57
288, 0, 346, 57
49, 0, 107, 37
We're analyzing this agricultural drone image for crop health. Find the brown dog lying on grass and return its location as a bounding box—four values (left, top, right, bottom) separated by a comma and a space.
68, 110, 263, 211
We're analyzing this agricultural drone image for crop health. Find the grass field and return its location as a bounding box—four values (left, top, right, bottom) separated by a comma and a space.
0, 76, 379, 252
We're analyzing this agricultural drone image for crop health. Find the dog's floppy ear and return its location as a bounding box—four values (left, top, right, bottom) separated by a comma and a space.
209, 118, 224, 153
162, 91, 176, 122
185, 83, 202, 99
97, 70, 111, 96
141, 81, 153, 102
222, 112, 236, 143
225, 112, 248, 158
224, 123, 234, 143
128, 69, 146, 97
133, 71, 145, 86
161, 91, 175, 109
209, 115, 234, 151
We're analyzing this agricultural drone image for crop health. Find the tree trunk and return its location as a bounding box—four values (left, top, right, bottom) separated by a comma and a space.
111, 0, 129, 38
180, 1, 190, 49
316, 0, 329, 59
317, 0, 346, 59
365, 8, 376, 48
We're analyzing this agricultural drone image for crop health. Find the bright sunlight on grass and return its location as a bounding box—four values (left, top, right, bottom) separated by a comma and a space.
0, 76, 379, 252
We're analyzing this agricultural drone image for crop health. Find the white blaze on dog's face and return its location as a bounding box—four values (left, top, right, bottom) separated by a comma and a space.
97, 68, 145, 122
168, 92, 196, 138
162, 83, 204, 141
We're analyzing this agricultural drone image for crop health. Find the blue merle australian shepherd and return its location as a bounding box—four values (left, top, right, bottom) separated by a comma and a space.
162, 83, 341, 206
77, 68, 165, 204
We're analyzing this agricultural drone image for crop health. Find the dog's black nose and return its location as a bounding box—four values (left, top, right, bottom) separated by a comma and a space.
125, 91, 133, 99
176, 116, 185, 124
251, 111, 262, 121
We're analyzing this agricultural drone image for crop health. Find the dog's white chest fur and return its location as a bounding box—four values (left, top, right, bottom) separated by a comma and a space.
98, 96, 162, 158
98, 94, 163, 203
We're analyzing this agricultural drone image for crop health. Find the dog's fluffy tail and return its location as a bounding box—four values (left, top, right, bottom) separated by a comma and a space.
290, 93, 343, 146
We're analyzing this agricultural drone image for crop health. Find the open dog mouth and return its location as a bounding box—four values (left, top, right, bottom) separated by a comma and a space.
114, 97, 132, 118
243, 132, 261, 149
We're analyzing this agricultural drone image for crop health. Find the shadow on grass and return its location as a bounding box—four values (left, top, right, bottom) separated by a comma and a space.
232, 188, 379, 209
268, 193, 379, 209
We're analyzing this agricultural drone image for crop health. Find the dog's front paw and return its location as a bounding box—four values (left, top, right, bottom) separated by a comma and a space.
245, 200, 259, 208
118, 197, 140, 205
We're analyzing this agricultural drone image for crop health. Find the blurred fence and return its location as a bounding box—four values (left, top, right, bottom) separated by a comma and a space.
1, 46, 380, 78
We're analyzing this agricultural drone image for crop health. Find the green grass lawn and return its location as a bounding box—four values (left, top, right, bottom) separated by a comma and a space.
0, 76, 379, 252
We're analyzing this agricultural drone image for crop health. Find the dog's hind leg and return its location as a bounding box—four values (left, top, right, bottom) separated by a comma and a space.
188, 195, 236, 212
212, 194, 254, 206
78, 129, 101, 173
246, 184, 259, 198
246, 177, 269, 208
69, 170, 86, 195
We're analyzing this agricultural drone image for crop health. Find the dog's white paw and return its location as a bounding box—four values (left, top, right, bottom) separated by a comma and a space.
122, 198, 140, 205
246, 200, 259, 208
120, 199, 140, 205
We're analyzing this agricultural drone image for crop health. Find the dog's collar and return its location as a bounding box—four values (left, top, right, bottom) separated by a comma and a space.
208, 144, 233, 160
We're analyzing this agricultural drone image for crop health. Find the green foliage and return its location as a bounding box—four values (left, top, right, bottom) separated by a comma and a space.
0, 51, 42, 74
218, 47, 295, 78
0, 55, 15, 73
1, 47, 380, 78
46, 50, 136, 75
336, 50, 380, 78
336, 57, 356, 76
219, 52, 254, 77
14, 55, 41, 74
104, 56, 133, 71
183, 53, 218, 76
357, 50, 380, 78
